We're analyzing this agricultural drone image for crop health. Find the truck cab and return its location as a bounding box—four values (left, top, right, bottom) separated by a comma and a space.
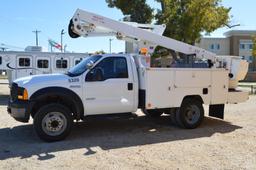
7, 54, 143, 141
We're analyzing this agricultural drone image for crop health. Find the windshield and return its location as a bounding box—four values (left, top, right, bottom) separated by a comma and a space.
67, 55, 102, 76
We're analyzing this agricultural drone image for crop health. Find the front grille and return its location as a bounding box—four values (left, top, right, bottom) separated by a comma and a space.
10, 83, 18, 101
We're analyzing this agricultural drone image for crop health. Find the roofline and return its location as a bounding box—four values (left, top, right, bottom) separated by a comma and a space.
224, 30, 256, 37
200, 37, 228, 40
0, 51, 88, 55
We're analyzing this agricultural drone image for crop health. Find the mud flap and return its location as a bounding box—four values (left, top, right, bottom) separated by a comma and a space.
209, 104, 225, 119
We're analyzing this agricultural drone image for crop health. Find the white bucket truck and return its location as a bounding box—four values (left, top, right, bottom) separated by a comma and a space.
7, 9, 249, 141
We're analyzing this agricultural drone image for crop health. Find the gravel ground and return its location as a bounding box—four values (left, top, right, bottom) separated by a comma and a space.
0, 84, 255, 170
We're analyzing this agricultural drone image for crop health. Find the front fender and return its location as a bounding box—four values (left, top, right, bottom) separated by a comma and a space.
30, 87, 84, 119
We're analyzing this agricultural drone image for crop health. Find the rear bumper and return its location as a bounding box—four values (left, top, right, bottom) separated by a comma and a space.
7, 100, 30, 123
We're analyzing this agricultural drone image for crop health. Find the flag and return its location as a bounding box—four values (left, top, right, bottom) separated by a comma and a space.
48, 39, 62, 50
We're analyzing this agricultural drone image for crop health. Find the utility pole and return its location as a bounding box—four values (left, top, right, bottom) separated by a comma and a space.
0, 44, 8, 51
0, 47, 8, 51
32, 30, 41, 46
64, 44, 67, 53
109, 38, 113, 53
61, 29, 65, 52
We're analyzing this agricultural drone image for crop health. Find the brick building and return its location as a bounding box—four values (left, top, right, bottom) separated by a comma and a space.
196, 30, 256, 81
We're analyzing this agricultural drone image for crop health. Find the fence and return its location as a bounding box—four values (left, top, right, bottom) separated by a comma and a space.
239, 84, 256, 95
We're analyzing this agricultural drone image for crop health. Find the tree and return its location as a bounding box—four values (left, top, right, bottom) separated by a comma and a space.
106, 0, 230, 44
253, 36, 256, 57
155, 0, 231, 44
105, 0, 154, 23
95, 50, 106, 54
106, 0, 230, 61
252, 36, 256, 71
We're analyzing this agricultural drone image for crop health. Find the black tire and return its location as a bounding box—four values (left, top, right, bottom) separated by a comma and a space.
68, 19, 80, 38
175, 98, 204, 129
142, 109, 163, 117
33, 103, 73, 142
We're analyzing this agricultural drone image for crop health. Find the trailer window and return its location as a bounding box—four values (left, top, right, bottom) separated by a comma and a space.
19, 58, 30, 67
37, 59, 49, 68
75, 58, 83, 65
0, 56, 2, 65
56, 59, 68, 68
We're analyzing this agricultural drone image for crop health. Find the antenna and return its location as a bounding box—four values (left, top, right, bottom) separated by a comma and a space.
32, 30, 41, 46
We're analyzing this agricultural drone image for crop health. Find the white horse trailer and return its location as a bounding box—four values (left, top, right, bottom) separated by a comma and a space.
0, 51, 88, 83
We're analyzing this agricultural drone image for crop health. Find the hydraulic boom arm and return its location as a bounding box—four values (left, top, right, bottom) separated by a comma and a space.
69, 9, 217, 63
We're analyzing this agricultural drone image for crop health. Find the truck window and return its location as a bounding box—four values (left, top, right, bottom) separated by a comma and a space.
0, 56, 2, 65
37, 59, 49, 68
86, 57, 128, 81
56, 58, 68, 68
19, 58, 30, 67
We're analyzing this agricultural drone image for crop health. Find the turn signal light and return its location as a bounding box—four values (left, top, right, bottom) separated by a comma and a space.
18, 89, 28, 100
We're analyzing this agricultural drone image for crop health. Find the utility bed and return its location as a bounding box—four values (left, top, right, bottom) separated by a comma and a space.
143, 68, 248, 110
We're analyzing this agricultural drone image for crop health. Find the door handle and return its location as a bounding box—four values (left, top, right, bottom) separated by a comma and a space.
128, 83, 133, 91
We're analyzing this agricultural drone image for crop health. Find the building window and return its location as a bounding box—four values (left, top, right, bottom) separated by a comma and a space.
244, 56, 253, 63
19, 58, 30, 67
37, 59, 49, 68
249, 44, 253, 50
240, 44, 245, 49
210, 44, 214, 50
209, 44, 220, 50
0, 56, 2, 65
249, 56, 253, 62
56, 58, 68, 68
216, 44, 220, 50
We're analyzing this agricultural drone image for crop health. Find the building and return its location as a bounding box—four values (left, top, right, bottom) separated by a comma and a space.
196, 30, 256, 81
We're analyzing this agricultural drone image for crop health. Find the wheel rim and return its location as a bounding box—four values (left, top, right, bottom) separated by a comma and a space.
184, 105, 200, 124
42, 112, 67, 136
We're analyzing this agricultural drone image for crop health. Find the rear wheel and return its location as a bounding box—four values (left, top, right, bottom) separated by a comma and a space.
34, 103, 73, 142
175, 98, 204, 129
142, 109, 163, 117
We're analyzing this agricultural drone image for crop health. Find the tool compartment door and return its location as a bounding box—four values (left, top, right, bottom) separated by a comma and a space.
144, 68, 174, 109
210, 70, 229, 104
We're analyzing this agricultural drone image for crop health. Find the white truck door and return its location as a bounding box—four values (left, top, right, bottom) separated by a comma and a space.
16, 55, 33, 79
83, 56, 135, 115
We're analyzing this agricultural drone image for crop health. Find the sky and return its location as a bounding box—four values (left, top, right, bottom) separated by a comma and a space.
0, 0, 255, 53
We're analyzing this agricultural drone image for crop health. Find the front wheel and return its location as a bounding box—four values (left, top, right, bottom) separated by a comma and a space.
34, 103, 73, 142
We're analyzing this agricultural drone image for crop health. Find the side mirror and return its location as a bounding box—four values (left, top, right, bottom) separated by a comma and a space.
86, 60, 94, 69
85, 71, 93, 81
85, 67, 104, 82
